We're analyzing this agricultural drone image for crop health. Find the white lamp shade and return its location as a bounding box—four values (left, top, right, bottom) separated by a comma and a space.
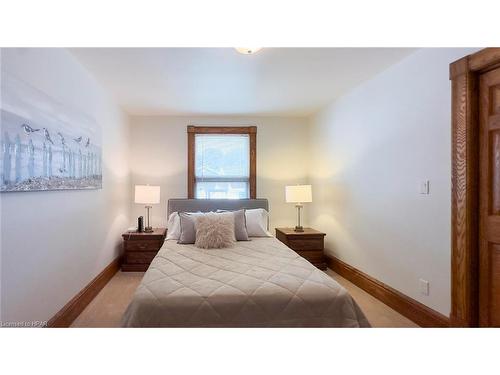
135, 185, 161, 204
285, 185, 312, 203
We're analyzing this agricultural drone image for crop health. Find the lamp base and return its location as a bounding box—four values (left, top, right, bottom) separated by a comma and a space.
294, 204, 304, 232
144, 205, 153, 233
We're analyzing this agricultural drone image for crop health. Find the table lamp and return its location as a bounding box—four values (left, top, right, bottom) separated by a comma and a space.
135, 185, 161, 233
285, 184, 312, 232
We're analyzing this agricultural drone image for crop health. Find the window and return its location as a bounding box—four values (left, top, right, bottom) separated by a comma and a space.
188, 126, 256, 199
195, 134, 249, 199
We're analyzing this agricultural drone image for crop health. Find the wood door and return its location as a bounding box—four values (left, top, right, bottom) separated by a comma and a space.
479, 66, 500, 326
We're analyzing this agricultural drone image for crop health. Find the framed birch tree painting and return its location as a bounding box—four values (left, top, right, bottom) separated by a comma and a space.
1, 73, 102, 192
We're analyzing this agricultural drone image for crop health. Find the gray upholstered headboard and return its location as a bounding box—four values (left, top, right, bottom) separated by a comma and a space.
167, 199, 269, 217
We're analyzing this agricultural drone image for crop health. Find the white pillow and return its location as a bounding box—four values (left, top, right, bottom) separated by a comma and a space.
245, 208, 272, 237
166, 211, 181, 240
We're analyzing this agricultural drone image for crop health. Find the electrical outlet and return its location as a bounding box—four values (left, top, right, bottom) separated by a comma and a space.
419, 279, 429, 296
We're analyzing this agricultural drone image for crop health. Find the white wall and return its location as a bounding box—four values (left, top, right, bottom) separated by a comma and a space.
0, 48, 131, 323
129, 116, 310, 230
308, 48, 480, 315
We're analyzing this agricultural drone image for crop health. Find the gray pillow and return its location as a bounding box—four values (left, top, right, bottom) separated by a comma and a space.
217, 209, 249, 241
178, 212, 201, 244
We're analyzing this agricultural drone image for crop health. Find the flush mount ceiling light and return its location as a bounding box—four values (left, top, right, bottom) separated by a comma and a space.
235, 47, 263, 55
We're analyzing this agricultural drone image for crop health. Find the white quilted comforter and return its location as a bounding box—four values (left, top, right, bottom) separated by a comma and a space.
122, 238, 370, 327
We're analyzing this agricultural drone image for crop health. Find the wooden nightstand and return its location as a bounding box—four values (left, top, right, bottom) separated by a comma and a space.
275, 228, 326, 270
121, 228, 167, 272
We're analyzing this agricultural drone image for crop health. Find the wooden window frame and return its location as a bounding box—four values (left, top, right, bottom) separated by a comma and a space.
187, 126, 257, 199
450, 48, 500, 327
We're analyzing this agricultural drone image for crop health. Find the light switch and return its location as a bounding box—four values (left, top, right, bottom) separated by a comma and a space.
420, 180, 430, 195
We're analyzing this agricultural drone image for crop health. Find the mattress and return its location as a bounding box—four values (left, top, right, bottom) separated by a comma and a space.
122, 237, 370, 327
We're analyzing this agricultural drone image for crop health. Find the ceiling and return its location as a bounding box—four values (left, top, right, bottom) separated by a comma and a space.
70, 48, 416, 117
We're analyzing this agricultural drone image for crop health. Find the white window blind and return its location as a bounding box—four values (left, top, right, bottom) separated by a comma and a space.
195, 134, 250, 199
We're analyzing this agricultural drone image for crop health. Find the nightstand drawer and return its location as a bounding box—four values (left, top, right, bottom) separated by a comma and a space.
121, 228, 166, 272
125, 240, 163, 252
275, 228, 326, 270
296, 250, 324, 263
125, 251, 158, 264
287, 238, 324, 251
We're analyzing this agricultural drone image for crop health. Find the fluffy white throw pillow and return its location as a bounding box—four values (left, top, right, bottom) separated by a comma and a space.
195, 212, 235, 249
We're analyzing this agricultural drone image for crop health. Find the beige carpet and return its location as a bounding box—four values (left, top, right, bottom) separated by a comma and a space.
71, 269, 418, 328
325, 269, 418, 327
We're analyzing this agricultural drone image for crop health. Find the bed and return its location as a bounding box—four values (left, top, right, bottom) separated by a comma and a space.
121, 199, 370, 327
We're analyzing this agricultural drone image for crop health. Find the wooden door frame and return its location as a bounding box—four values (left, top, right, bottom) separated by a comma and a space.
450, 48, 500, 327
